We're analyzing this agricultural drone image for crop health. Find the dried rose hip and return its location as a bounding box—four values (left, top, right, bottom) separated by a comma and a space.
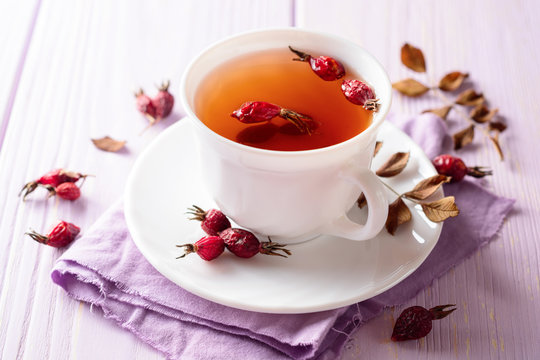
19, 168, 88, 200
341, 79, 379, 111
26, 220, 80, 248
219, 228, 291, 258
177, 235, 225, 261
289, 46, 345, 81
135, 89, 157, 121
391, 304, 456, 341
152, 80, 174, 120
187, 205, 231, 236
45, 182, 81, 201
432, 154, 492, 182
231, 101, 313, 134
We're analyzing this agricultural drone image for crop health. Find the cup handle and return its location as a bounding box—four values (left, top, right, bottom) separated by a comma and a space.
322, 167, 388, 241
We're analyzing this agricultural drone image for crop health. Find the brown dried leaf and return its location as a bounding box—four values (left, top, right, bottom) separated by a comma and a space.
357, 193, 367, 209
392, 79, 430, 97
376, 152, 410, 177
470, 105, 499, 123
421, 196, 459, 222
401, 43, 426, 72
438, 72, 469, 91
455, 89, 484, 106
91, 136, 126, 152
403, 175, 451, 201
453, 124, 475, 150
489, 121, 507, 133
374, 141, 383, 157
490, 131, 504, 161
385, 197, 412, 235
422, 105, 452, 120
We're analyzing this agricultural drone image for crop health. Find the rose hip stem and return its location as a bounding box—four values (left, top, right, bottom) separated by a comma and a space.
231, 101, 313, 135
341, 79, 380, 111
288, 46, 346, 81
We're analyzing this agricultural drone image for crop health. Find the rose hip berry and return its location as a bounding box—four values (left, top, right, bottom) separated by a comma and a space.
391, 304, 456, 341
135, 89, 157, 121
26, 220, 81, 248
177, 235, 225, 261
187, 205, 231, 236
152, 80, 175, 120
341, 79, 379, 111
46, 182, 81, 201
19, 168, 88, 200
432, 154, 492, 182
219, 228, 291, 258
289, 46, 345, 81
231, 101, 314, 134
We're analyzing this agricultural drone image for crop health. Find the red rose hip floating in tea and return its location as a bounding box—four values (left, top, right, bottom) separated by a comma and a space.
341, 79, 380, 111
288, 46, 346, 81
177, 236, 225, 261
432, 154, 491, 182
26, 220, 81, 248
231, 101, 314, 135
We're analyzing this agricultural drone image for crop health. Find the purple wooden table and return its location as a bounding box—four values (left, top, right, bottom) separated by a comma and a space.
1, 1, 538, 359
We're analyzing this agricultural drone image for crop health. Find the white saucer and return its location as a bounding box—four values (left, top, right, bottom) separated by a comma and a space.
124, 118, 442, 314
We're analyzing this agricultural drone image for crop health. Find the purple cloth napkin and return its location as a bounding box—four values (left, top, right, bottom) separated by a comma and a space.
51, 113, 515, 360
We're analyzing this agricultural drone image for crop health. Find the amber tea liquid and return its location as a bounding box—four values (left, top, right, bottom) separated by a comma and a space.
195, 48, 373, 151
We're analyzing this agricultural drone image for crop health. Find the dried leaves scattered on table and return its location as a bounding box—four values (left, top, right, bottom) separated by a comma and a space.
359, 142, 459, 235
438, 72, 468, 91
91, 136, 126, 152
392, 79, 430, 97
452, 124, 475, 150
392, 43, 506, 160
401, 43, 426, 73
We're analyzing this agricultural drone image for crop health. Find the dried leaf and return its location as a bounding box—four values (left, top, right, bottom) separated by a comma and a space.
438, 72, 469, 91
392, 79, 430, 97
455, 89, 484, 106
490, 131, 504, 161
376, 152, 410, 177
400, 43, 426, 72
91, 136, 126, 152
453, 124, 475, 150
422, 105, 452, 120
489, 121, 507, 133
374, 141, 383, 157
469, 105, 498, 123
421, 196, 459, 222
357, 193, 367, 209
385, 197, 412, 235
403, 175, 451, 201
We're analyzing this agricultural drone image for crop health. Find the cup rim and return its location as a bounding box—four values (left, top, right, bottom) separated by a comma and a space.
180, 27, 392, 157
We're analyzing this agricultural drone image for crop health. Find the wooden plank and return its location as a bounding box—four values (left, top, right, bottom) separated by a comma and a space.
0, 1, 292, 359
297, 0, 540, 359
0, 0, 41, 149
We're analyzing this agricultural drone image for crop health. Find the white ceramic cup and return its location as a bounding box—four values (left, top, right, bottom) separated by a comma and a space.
181, 28, 391, 243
